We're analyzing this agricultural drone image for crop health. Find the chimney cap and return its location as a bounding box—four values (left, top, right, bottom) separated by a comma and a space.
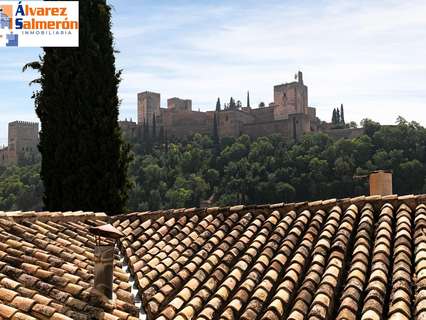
89, 224, 124, 239
370, 169, 392, 174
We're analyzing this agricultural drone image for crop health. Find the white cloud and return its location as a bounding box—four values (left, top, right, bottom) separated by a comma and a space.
2, 0, 426, 142
115, 0, 426, 126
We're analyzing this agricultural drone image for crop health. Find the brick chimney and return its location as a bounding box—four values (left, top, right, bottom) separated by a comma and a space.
369, 170, 393, 196
89, 224, 124, 299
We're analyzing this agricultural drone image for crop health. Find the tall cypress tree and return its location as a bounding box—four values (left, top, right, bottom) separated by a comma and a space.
340, 104, 345, 124
212, 112, 220, 164
229, 97, 236, 110
247, 91, 250, 108
213, 112, 219, 146
25, 0, 131, 215
332, 109, 337, 124
216, 98, 221, 112
159, 125, 164, 145
152, 113, 156, 140
336, 108, 341, 124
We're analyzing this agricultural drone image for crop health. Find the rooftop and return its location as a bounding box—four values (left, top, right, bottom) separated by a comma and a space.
113, 194, 426, 320
1, 194, 426, 319
0, 211, 139, 320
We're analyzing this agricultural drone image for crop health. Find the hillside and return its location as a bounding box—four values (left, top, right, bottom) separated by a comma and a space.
1, 118, 425, 212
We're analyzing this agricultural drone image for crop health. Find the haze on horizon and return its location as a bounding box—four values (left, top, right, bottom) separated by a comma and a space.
0, 0, 425, 145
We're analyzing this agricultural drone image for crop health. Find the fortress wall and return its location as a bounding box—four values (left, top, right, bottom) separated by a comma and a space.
218, 110, 255, 137
162, 110, 212, 127
289, 113, 311, 139
307, 107, 316, 119
249, 107, 275, 122
0, 148, 12, 166
163, 110, 214, 138
166, 124, 212, 139
119, 121, 140, 140
241, 119, 292, 139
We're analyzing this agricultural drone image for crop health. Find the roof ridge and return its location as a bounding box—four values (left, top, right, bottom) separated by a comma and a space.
112, 193, 426, 222
0, 211, 108, 222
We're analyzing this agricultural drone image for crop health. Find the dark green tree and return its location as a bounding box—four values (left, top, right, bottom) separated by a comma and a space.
25, 0, 131, 215
229, 97, 236, 110
336, 108, 341, 124
159, 125, 164, 145
340, 104, 345, 124
164, 130, 169, 153
216, 98, 221, 112
332, 108, 337, 124
247, 91, 250, 108
152, 113, 156, 140
213, 112, 219, 146
361, 118, 381, 137
143, 119, 149, 140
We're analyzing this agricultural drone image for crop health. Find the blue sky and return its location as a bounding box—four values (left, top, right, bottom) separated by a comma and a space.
1, 0, 426, 145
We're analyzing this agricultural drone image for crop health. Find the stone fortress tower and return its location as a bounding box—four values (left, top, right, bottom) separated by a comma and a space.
273, 71, 308, 119
138, 91, 160, 125
0, 121, 40, 166
167, 98, 192, 112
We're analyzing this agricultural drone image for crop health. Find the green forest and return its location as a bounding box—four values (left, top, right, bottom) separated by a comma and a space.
1, 117, 425, 212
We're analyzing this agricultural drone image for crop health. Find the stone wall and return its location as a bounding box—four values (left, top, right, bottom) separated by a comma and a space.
218, 110, 255, 137
0, 148, 16, 166
162, 110, 214, 138
249, 107, 275, 122
307, 107, 316, 119
241, 119, 291, 139
119, 120, 141, 140
240, 113, 313, 141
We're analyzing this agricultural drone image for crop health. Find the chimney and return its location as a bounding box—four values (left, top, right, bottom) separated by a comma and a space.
369, 170, 393, 196
89, 224, 124, 299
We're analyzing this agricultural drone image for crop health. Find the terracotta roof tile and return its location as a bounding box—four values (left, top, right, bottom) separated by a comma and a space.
0, 212, 138, 320
2, 194, 426, 319
110, 194, 426, 319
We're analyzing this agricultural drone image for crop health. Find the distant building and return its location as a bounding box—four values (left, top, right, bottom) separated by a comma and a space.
167, 97, 192, 112
120, 71, 364, 142
0, 121, 40, 166
119, 118, 140, 141
137, 91, 160, 125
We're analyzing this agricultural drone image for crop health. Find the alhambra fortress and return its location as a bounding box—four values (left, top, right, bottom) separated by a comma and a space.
119, 71, 363, 142
0, 72, 363, 166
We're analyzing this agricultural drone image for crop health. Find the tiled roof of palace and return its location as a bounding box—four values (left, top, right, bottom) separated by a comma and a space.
113, 194, 426, 320
0, 211, 139, 320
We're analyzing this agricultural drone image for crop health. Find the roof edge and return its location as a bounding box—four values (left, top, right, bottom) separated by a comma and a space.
112, 193, 426, 223
0, 211, 108, 222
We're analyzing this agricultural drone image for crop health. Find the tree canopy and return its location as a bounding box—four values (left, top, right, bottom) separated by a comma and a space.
123, 117, 426, 210
1, 118, 425, 212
